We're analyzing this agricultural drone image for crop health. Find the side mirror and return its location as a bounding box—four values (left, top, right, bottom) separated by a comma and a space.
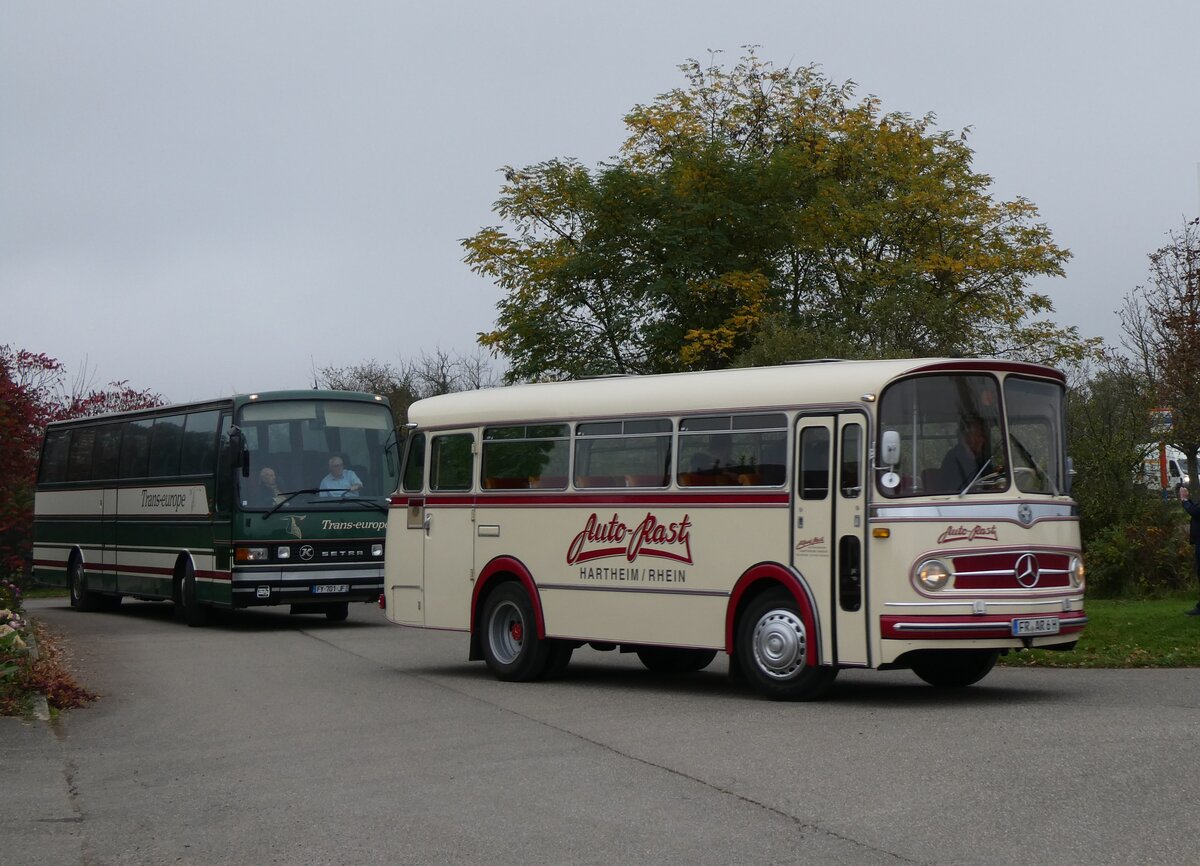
881, 430, 901, 467
229, 427, 250, 478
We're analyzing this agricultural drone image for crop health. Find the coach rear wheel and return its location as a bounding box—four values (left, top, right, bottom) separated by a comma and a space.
68, 558, 99, 612
909, 649, 999, 689
635, 646, 718, 673
737, 588, 837, 701
481, 582, 551, 682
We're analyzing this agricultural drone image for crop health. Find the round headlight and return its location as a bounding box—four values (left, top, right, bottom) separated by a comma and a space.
1070, 555, 1085, 588
916, 559, 951, 591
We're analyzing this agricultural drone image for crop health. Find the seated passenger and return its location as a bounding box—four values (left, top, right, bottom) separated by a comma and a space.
320, 456, 363, 497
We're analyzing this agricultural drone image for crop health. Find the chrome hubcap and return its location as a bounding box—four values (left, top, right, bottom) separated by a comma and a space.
752, 608, 806, 680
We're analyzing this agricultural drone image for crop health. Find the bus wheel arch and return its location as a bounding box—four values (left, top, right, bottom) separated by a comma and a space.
173, 553, 207, 627
469, 557, 546, 661
727, 564, 837, 701
68, 549, 98, 612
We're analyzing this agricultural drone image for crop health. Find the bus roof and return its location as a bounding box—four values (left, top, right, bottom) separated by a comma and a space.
408, 358, 1064, 430
42, 389, 392, 430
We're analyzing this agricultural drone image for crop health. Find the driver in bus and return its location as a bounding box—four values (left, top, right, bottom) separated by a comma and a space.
320, 456, 363, 497
939, 416, 990, 490
251, 467, 284, 507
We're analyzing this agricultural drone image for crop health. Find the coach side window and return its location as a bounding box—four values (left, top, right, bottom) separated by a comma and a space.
148, 415, 185, 478
119, 419, 154, 479
39, 430, 71, 484
93, 425, 124, 481
430, 433, 473, 492
180, 411, 220, 476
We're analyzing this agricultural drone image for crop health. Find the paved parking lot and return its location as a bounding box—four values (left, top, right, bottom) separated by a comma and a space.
7, 597, 1199, 865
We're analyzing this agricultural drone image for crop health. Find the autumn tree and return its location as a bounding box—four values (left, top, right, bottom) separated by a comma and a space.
1120, 218, 1200, 485
464, 49, 1094, 383
0, 346, 162, 579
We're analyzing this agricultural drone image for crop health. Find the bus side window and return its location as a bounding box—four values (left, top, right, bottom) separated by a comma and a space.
840, 423, 862, 497
93, 424, 124, 481
119, 419, 154, 479
181, 410, 220, 476
799, 427, 830, 500
66, 428, 96, 482
430, 433, 473, 491
39, 429, 71, 484
402, 433, 426, 492
148, 415, 185, 478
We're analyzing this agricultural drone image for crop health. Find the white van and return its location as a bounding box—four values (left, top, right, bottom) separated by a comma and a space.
1138, 443, 1191, 489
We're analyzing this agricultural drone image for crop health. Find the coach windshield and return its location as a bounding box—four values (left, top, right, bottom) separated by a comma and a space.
236, 399, 399, 509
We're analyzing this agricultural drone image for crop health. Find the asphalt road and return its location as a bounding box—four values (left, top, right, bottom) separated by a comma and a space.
6, 597, 1199, 866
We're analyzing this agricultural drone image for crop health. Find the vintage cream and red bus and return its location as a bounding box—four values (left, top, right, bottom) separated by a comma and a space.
382, 358, 1085, 700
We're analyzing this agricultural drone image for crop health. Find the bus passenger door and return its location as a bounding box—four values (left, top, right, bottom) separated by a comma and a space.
420, 432, 477, 630
793, 413, 870, 668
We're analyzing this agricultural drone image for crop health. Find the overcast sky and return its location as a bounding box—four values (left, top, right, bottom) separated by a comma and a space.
3, 1, 1199, 402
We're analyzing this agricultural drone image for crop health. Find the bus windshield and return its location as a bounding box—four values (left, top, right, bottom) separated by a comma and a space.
878, 373, 1067, 498
237, 399, 398, 509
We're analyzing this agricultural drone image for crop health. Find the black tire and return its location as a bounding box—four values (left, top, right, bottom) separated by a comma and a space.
97, 594, 123, 612
542, 641, 575, 680
910, 649, 999, 688
68, 558, 99, 612
736, 587, 837, 701
325, 602, 349, 622
480, 582, 551, 682
176, 561, 207, 627
635, 646, 718, 673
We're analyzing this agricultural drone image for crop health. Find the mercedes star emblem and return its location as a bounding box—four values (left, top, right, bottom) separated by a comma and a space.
1014, 552, 1040, 588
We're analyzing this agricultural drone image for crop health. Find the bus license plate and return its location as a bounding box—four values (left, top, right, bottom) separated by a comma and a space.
313, 584, 349, 595
1012, 616, 1059, 636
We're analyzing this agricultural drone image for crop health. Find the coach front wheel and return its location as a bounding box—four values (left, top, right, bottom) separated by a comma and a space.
176, 562, 207, 628
737, 588, 837, 701
480, 582, 552, 682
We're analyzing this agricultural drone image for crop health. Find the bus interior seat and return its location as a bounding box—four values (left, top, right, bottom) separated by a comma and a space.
575, 475, 626, 488
528, 475, 567, 489
483, 476, 530, 490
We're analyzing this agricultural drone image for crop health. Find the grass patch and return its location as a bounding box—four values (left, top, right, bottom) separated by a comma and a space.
1000, 595, 1200, 668
22, 585, 68, 599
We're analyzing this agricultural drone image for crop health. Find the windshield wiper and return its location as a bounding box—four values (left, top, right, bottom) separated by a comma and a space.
262, 488, 324, 520
959, 457, 994, 496
1009, 433, 1060, 495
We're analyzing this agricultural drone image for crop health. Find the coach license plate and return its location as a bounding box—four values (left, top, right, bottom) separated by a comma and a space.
313, 584, 349, 595
1012, 616, 1059, 636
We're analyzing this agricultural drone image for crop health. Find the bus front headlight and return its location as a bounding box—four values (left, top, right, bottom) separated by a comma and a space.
915, 559, 951, 591
1070, 555, 1085, 588
236, 546, 269, 562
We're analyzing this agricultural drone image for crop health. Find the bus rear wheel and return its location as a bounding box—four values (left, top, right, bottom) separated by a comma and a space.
68, 559, 99, 612
480, 582, 551, 682
737, 588, 837, 701
909, 649, 999, 688
635, 646, 717, 673
325, 602, 349, 622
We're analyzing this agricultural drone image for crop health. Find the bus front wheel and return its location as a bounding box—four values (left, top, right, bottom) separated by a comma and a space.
480, 582, 551, 682
909, 650, 999, 688
176, 562, 207, 628
737, 588, 837, 701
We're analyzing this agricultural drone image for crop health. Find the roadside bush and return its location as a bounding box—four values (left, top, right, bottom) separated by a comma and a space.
1084, 501, 1192, 598
0, 578, 95, 715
